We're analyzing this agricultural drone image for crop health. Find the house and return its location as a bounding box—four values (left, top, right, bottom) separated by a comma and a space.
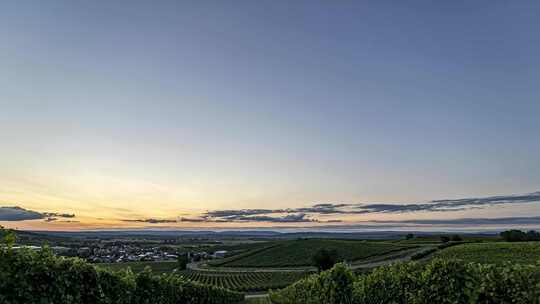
213, 250, 227, 258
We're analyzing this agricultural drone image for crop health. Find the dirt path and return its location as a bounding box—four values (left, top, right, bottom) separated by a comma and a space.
350, 246, 433, 270
187, 262, 316, 273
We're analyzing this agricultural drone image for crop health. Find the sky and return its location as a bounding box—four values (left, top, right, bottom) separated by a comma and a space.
1, 1, 539, 231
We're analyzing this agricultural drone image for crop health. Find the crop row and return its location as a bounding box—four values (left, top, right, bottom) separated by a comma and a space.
179, 270, 313, 292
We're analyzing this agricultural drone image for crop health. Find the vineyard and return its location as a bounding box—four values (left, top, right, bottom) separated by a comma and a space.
212, 239, 415, 268
179, 270, 313, 292
435, 241, 540, 265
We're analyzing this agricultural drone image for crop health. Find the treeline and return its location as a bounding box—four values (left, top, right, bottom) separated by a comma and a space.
270, 259, 540, 304
0, 247, 244, 304
501, 229, 540, 242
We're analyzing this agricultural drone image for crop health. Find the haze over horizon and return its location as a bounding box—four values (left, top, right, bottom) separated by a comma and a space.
1, 1, 539, 231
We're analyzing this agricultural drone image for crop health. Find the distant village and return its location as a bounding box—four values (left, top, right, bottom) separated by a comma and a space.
13, 242, 228, 264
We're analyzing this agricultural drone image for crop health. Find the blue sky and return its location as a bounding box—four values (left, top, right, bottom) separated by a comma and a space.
0, 1, 539, 229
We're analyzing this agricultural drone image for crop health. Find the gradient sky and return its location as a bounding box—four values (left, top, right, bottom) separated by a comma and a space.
1, 1, 539, 230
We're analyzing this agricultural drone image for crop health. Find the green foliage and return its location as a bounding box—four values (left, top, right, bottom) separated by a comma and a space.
413, 259, 475, 304
312, 248, 339, 271
269, 263, 355, 304
471, 262, 540, 304
353, 262, 422, 304
405, 233, 414, 240
0, 225, 16, 249
271, 259, 540, 304
440, 236, 450, 243
0, 247, 244, 304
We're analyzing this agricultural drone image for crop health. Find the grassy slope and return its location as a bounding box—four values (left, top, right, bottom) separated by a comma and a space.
436, 241, 540, 265
215, 239, 414, 268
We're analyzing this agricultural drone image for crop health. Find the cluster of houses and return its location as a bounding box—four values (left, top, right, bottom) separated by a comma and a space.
77, 244, 179, 263
75, 244, 228, 264
12, 243, 228, 264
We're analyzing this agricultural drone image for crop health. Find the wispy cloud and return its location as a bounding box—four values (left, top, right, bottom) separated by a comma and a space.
373, 216, 540, 226
356, 192, 540, 213
200, 191, 540, 222
122, 218, 178, 224
124, 213, 316, 224
220, 213, 315, 223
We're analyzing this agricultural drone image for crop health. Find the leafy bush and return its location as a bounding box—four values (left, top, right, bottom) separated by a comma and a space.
353, 262, 421, 304
471, 262, 540, 304
269, 263, 354, 304
413, 259, 475, 304
270, 259, 540, 304
0, 246, 244, 304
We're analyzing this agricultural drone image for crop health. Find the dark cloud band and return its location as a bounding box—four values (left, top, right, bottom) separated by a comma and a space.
0, 206, 75, 222
200, 191, 540, 222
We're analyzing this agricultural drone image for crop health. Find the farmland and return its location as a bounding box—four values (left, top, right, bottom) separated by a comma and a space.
435, 241, 540, 265
211, 239, 415, 268
178, 270, 313, 292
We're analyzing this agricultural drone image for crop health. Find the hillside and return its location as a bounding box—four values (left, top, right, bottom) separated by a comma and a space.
435, 241, 540, 265
211, 239, 415, 268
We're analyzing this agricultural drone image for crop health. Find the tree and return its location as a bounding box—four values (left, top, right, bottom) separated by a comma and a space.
405, 233, 414, 240
500, 229, 540, 242
0, 226, 15, 249
312, 248, 338, 272
440, 236, 450, 243
177, 253, 189, 270
450, 235, 462, 242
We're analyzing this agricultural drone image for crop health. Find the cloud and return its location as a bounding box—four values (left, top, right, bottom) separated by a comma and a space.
122, 218, 178, 224
0, 206, 76, 221
204, 209, 277, 217
373, 216, 540, 226
201, 191, 540, 222
355, 192, 540, 213
43, 212, 75, 218
224, 213, 316, 223
133, 214, 317, 224
0, 206, 44, 221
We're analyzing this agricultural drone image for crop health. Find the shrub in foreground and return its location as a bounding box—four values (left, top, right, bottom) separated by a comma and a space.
0, 247, 243, 304
270, 259, 540, 304
269, 263, 354, 304
353, 262, 421, 304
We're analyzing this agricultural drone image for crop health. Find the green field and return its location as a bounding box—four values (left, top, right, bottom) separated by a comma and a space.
98, 260, 178, 274
436, 241, 540, 265
212, 239, 415, 268
179, 270, 312, 292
